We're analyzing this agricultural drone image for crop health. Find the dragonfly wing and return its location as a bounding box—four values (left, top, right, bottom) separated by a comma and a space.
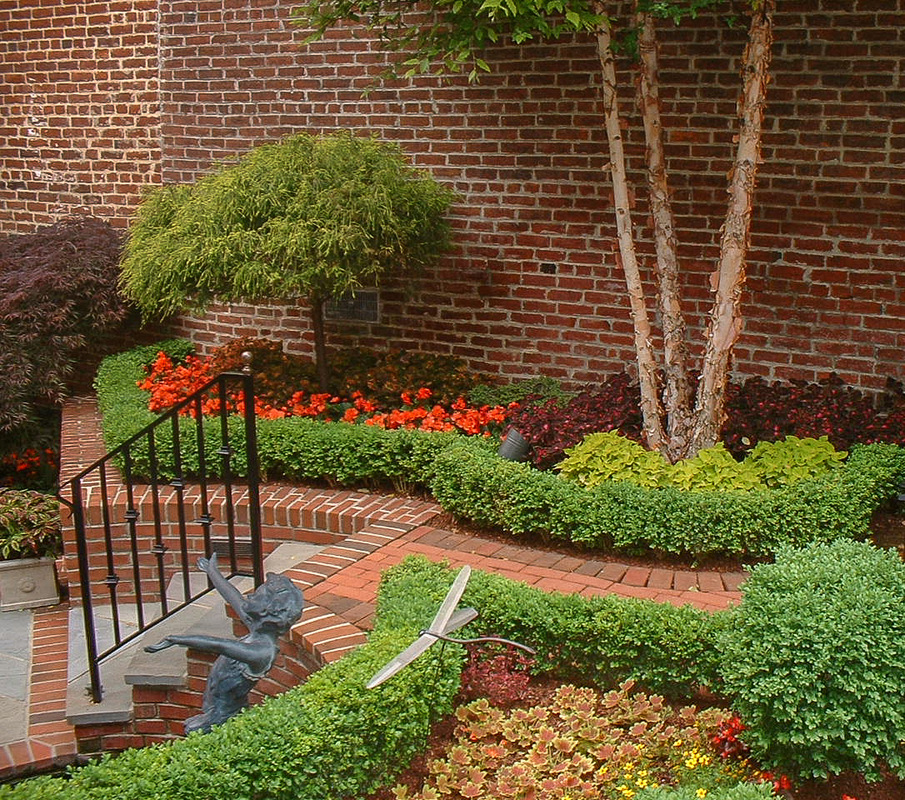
366, 634, 435, 689
443, 606, 478, 634
428, 565, 471, 636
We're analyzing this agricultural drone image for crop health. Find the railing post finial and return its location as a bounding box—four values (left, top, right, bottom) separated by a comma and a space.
241, 351, 253, 376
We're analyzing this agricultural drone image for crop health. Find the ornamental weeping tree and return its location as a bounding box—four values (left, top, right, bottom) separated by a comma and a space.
120, 131, 456, 390
295, 0, 775, 460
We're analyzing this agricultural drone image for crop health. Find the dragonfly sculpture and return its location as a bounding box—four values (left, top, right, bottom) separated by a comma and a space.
366, 565, 535, 689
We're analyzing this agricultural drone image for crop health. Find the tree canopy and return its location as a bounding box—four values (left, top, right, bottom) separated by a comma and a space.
120, 131, 456, 387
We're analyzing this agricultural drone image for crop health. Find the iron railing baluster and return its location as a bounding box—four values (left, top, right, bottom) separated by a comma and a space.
122, 448, 145, 630
61, 371, 262, 703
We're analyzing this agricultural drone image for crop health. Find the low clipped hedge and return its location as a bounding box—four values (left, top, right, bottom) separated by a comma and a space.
95, 342, 905, 560
0, 561, 465, 800
429, 438, 905, 558
385, 555, 726, 700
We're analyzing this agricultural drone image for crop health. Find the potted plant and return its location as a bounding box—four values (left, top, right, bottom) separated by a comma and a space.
0, 488, 62, 610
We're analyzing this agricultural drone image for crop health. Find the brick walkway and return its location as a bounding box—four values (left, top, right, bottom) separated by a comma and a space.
0, 398, 745, 780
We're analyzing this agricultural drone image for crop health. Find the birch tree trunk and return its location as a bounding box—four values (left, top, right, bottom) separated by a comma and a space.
635, 8, 694, 461
692, 0, 775, 451
594, 6, 665, 453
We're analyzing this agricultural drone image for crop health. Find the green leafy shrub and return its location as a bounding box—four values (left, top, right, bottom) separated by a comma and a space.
667, 443, 763, 492
720, 540, 905, 781
556, 430, 669, 489
745, 435, 846, 488
0, 216, 129, 437
0, 489, 61, 559
97, 342, 905, 559
431, 439, 905, 559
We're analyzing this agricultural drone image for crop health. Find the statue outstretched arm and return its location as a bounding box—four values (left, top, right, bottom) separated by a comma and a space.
198, 553, 253, 627
144, 633, 272, 672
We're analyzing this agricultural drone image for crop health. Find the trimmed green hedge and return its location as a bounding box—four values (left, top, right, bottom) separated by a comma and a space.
382, 555, 726, 700
95, 342, 905, 559
0, 562, 465, 800
429, 438, 905, 558
1, 556, 723, 798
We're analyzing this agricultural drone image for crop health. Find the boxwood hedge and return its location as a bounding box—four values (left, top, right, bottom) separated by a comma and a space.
94, 342, 905, 560
1, 556, 726, 799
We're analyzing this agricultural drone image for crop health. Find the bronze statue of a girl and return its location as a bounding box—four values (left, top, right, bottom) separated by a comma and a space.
145, 553, 304, 734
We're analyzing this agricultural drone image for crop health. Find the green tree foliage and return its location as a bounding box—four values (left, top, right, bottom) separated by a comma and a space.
120, 131, 456, 387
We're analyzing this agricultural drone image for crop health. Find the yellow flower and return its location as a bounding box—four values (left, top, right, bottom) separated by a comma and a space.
696, 789, 707, 799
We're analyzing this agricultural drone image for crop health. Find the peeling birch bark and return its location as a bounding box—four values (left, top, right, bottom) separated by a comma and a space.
594, 7, 665, 453
635, 8, 694, 461
692, 0, 775, 451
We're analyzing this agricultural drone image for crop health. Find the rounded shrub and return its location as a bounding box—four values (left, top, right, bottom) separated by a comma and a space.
720, 540, 905, 781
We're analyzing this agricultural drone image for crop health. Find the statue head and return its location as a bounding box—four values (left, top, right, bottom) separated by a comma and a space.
244, 573, 305, 633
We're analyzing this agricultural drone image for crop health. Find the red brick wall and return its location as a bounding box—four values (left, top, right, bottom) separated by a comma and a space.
3, 0, 904, 392
0, 0, 161, 230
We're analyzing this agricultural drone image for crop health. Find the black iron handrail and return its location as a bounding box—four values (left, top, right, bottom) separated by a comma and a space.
60, 367, 264, 703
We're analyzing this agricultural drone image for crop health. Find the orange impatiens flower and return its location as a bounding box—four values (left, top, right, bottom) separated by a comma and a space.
138, 350, 516, 437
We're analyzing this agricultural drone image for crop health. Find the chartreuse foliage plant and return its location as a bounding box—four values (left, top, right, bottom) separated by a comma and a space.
557, 432, 846, 493
720, 540, 905, 782
745, 435, 846, 488
557, 430, 669, 489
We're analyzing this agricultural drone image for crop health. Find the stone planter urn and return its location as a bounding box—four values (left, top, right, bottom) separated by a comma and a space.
0, 556, 59, 611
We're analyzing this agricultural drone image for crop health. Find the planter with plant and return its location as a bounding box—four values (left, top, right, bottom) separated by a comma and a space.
0, 488, 62, 610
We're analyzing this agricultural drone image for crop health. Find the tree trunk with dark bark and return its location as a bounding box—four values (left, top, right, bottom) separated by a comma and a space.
309, 294, 330, 392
